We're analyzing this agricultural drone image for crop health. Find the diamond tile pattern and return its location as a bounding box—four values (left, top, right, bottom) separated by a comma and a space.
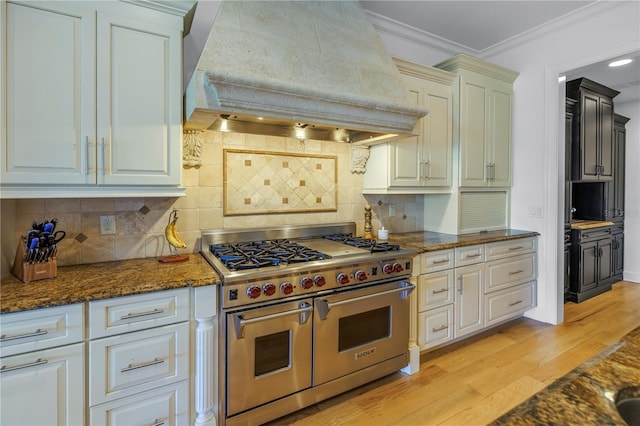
224, 149, 337, 215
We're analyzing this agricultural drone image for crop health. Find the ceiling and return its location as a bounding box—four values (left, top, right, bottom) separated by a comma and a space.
360, 1, 640, 104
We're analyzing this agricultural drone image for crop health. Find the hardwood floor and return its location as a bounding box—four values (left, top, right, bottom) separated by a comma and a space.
268, 281, 640, 425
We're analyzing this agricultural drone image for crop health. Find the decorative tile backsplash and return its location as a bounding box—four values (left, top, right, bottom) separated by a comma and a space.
224, 149, 337, 215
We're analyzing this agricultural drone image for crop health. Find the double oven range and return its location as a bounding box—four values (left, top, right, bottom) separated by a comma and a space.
201, 223, 416, 425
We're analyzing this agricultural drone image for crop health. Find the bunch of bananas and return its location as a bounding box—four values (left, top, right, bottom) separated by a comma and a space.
165, 209, 187, 254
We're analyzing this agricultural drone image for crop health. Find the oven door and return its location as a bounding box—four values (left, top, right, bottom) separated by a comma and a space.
313, 280, 414, 385
226, 299, 313, 416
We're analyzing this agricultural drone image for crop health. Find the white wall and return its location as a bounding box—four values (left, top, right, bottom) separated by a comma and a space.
370, 1, 640, 325
615, 101, 640, 282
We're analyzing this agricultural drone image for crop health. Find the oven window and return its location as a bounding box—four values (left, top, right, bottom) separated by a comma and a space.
254, 330, 290, 376
338, 306, 390, 352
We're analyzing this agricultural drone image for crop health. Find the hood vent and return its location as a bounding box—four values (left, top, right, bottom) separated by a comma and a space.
184, 1, 427, 143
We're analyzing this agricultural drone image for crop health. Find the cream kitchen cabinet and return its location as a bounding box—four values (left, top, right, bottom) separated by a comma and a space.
454, 245, 485, 338
435, 54, 518, 188
0, 304, 85, 426
363, 59, 455, 194
0, 1, 186, 198
417, 249, 454, 349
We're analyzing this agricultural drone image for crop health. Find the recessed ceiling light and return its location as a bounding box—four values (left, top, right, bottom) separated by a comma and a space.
609, 59, 633, 67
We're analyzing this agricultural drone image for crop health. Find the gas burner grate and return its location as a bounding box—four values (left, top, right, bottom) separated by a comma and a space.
323, 234, 400, 252
210, 239, 331, 271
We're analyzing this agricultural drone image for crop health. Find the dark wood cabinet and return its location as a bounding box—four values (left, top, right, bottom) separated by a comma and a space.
612, 223, 624, 282
605, 114, 629, 221
569, 226, 613, 303
567, 78, 619, 182
564, 230, 571, 302
565, 98, 576, 226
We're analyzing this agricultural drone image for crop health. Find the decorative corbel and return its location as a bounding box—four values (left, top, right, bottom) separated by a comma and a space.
350, 145, 370, 174
183, 130, 204, 168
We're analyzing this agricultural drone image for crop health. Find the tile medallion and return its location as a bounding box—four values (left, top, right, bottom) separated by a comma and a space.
224, 149, 337, 215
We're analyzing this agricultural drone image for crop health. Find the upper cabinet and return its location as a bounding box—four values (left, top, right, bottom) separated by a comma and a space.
435, 54, 518, 188
566, 78, 619, 182
1, 1, 187, 198
605, 114, 629, 221
362, 58, 455, 194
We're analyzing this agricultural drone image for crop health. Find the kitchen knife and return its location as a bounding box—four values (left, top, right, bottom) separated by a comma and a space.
26, 237, 39, 263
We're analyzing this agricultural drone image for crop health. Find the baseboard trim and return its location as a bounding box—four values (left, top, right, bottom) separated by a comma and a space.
623, 271, 640, 283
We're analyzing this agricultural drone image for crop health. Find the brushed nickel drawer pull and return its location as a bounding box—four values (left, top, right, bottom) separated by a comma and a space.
120, 308, 165, 320
509, 270, 524, 275
432, 259, 449, 265
508, 246, 524, 251
465, 253, 481, 259
432, 288, 449, 294
432, 325, 448, 333
121, 357, 165, 373
1, 358, 48, 373
508, 300, 523, 307
1, 328, 48, 342
147, 418, 167, 426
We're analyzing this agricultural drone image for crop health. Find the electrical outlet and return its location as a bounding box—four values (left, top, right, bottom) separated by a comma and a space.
528, 207, 543, 218
389, 205, 396, 217
100, 215, 116, 235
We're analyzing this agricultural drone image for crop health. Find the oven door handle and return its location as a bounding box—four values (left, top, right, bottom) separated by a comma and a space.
316, 282, 415, 321
233, 302, 313, 339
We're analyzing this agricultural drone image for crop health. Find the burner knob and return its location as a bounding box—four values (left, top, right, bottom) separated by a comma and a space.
382, 263, 394, 274
247, 285, 262, 299
263, 282, 276, 296
355, 270, 368, 281
314, 275, 326, 287
280, 282, 294, 295
336, 273, 350, 285
300, 277, 314, 289
393, 262, 404, 273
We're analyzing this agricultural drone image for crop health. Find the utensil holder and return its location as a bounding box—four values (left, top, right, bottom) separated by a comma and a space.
12, 237, 57, 283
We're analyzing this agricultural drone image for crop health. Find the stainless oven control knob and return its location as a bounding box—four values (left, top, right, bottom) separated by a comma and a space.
354, 270, 368, 281
336, 272, 350, 285
382, 263, 394, 274
280, 282, 294, 295
263, 282, 276, 296
314, 275, 326, 287
300, 277, 314, 289
247, 285, 262, 299
393, 262, 404, 272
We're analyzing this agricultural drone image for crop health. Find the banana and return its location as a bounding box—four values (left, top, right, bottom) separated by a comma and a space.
165, 210, 187, 249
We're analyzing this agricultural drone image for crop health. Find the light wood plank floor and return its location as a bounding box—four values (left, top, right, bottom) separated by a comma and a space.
268, 281, 640, 426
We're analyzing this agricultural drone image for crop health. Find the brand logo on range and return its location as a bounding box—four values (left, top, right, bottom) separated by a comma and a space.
355, 347, 376, 360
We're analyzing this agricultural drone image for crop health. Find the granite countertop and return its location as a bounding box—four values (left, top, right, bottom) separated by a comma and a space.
387, 229, 539, 253
571, 220, 615, 230
1, 253, 221, 314
491, 325, 640, 425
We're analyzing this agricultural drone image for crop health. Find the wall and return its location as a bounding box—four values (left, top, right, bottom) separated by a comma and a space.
0, 132, 424, 277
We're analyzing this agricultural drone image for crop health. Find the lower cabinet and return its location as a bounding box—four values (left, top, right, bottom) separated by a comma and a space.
416, 237, 537, 352
1, 343, 85, 426
569, 226, 613, 303
612, 226, 624, 281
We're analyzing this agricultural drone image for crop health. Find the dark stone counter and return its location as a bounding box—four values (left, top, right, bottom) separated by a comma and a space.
387, 229, 539, 253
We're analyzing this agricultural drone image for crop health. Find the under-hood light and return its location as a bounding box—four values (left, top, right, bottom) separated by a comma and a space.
609, 58, 633, 67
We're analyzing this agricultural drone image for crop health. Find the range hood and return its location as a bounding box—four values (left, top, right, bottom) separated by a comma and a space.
184, 1, 427, 143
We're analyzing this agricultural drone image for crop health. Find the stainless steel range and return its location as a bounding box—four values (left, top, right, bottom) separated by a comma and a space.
201, 223, 416, 426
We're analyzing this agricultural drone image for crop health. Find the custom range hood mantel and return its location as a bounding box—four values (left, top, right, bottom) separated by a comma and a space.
184, 1, 427, 144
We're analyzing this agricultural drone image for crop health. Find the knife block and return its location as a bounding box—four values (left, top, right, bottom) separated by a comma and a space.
12, 237, 58, 283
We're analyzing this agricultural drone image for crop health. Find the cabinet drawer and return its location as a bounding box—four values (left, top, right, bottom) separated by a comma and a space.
420, 249, 454, 274
89, 288, 189, 339
455, 244, 484, 266
418, 270, 454, 311
485, 237, 537, 261
418, 304, 454, 350
485, 253, 537, 293
90, 379, 189, 426
89, 322, 189, 405
485, 281, 536, 327
0, 304, 83, 357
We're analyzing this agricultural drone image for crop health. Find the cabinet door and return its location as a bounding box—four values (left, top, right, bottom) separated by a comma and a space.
96, 11, 181, 186
459, 77, 489, 187
488, 87, 512, 186
580, 92, 600, 180
422, 83, 452, 187
613, 233, 624, 279
454, 264, 483, 338
578, 241, 598, 291
597, 238, 613, 284
2, 2, 96, 185
1, 343, 84, 426
564, 244, 571, 297
598, 98, 614, 180
389, 136, 423, 187
614, 124, 626, 217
